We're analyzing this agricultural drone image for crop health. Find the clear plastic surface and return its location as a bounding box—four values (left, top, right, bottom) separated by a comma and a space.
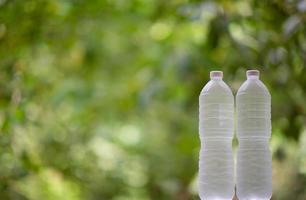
199, 71, 234, 200
236, 70, 272, 200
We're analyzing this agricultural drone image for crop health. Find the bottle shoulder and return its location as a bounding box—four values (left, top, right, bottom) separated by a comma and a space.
200, 80, 233, 97
237, 79, 270, 98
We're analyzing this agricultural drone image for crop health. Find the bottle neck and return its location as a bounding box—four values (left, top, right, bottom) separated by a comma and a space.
211, 77, 222, 81
210, 71, 223, 80
247, 76, 259, 80
246, 70, 259, 80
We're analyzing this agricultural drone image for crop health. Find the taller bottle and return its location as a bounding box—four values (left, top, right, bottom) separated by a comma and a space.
236, 70, 272, 200
199, 71, 234, 200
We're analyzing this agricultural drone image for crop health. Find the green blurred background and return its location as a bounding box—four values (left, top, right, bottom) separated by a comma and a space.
0, 0, 306, 199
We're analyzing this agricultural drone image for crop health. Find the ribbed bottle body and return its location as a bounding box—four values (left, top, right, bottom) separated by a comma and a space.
236, 71, 272, 200
199, 72, 234, 200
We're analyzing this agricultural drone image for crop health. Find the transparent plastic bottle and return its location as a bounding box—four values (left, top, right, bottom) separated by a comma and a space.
199, 71, 234, 200
236, 70, 272, 200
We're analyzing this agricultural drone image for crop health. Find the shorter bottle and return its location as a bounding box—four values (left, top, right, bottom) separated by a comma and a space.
236, 70, 272, 200
199, 71, 234, 200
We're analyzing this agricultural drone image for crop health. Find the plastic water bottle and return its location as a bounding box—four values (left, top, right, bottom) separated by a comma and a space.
199, 71, 234, 200
236, 70, 272, 200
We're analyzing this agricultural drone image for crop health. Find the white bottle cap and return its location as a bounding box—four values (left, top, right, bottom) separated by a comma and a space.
246, 70, 259, 79
210, 71, 223, 80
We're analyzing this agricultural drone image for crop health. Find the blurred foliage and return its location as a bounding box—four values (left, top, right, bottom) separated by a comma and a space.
0, 0, 306, 199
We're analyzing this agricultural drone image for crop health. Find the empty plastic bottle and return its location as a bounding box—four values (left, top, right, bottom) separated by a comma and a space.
236, 70, 272, 200
199, 71, 234, 200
